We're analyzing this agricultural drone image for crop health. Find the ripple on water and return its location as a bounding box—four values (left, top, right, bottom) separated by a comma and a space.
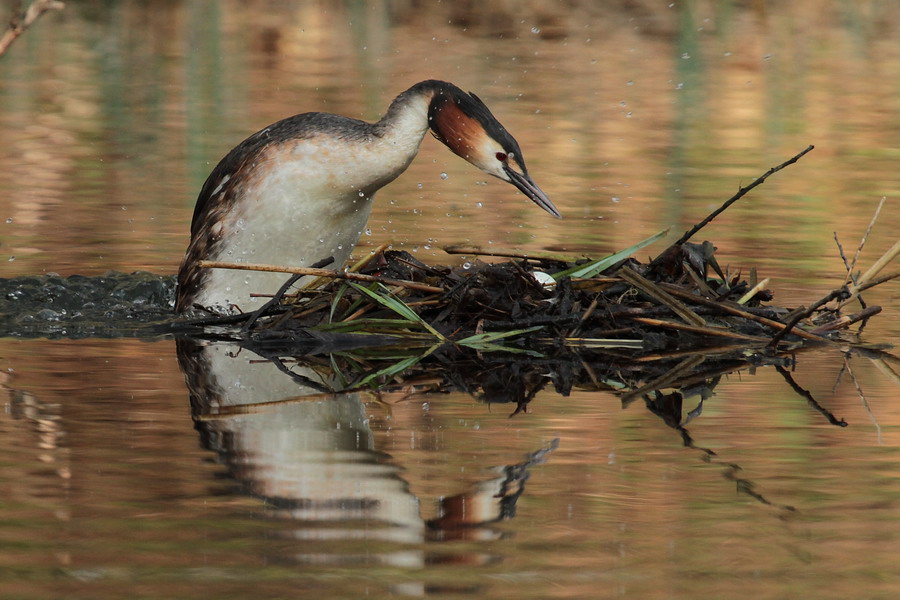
0, 272, 176, 338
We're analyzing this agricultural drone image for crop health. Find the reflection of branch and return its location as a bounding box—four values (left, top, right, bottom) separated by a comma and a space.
622, 355, 706, 406
722, 463, 797, 514
775, 366, 848, 427
0, 0, 64, 57
845, 356, 882, 445
641, 390, 799, 514
643, 391, 716, 457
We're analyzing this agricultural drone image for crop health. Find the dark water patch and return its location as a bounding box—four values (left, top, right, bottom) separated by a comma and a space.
0, 271, 177, 338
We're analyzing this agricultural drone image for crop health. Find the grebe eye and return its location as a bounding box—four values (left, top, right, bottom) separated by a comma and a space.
496, 152, 508, 162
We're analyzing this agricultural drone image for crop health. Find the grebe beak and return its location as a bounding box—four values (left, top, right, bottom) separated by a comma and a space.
504, 166, 561, 219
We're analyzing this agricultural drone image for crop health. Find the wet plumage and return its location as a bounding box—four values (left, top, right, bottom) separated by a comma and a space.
176, 80, 558, 314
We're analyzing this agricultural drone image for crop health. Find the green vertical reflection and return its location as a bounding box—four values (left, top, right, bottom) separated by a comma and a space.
185, 0, 226, 201
344, 0, 392, 119
667, 0, 708, 229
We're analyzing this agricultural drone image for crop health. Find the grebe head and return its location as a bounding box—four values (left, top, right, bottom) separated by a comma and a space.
427, 84, 561, 218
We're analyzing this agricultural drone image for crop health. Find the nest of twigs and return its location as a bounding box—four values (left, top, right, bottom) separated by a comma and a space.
177, 145, 898, 362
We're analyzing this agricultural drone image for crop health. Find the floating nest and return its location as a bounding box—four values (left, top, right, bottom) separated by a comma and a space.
174, 145, 900, 405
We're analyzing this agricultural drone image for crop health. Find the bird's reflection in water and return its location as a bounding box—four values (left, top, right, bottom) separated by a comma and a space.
176, 339, 556, 566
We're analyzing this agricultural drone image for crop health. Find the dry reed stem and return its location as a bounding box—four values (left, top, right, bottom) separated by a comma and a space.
843, 238, 900, 305
809, 306, 882, 334
618, 267, 706, 327
443, 245, 576, 262
197, 259, 443, 293
626, 316, 770, 342
736, 277, 770, 305
657, 282, 830, 344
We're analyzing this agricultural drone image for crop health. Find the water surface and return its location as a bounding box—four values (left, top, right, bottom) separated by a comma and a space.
2, 2, 900, 598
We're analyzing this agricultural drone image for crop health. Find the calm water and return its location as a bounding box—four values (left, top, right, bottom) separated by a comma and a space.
3, 2, 900, 598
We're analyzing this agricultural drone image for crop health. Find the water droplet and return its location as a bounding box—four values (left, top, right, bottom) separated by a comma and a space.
417, 182, 424, 189
7, 256, 14, 262
358, 191, 365, 197
423, 244, 432, 250
531, 26, 541, 34
627, 80, 634, 86
462, 262, 472, 270
440, 172, 449, 180
626, 112, 633, 118
4, 218, 12, 224
611, 196, 621, 203
475, 202, 483, 208
675, 82, 684, 90
681, 52, 690, 59
364, 228, 372, 236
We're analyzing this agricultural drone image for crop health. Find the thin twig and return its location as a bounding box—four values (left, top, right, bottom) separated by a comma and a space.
834, 231, 850, 272
768, 287, 850, 347
657, 282, 831, 344
241, 257, 334, 332
197, 259, 444, 293
0, 0, 64, 57
845, 196, 886, 286
626, 316, 770, 342
809, 305, 881, 334
443, 245, 575, 262
675, 145, 815, 246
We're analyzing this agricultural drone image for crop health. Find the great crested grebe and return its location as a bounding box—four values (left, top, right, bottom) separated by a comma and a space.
175, 79, 559, 313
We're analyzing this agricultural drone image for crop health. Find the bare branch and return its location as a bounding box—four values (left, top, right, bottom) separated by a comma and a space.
0, 0, 64, 58
675, 145, 815, 247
